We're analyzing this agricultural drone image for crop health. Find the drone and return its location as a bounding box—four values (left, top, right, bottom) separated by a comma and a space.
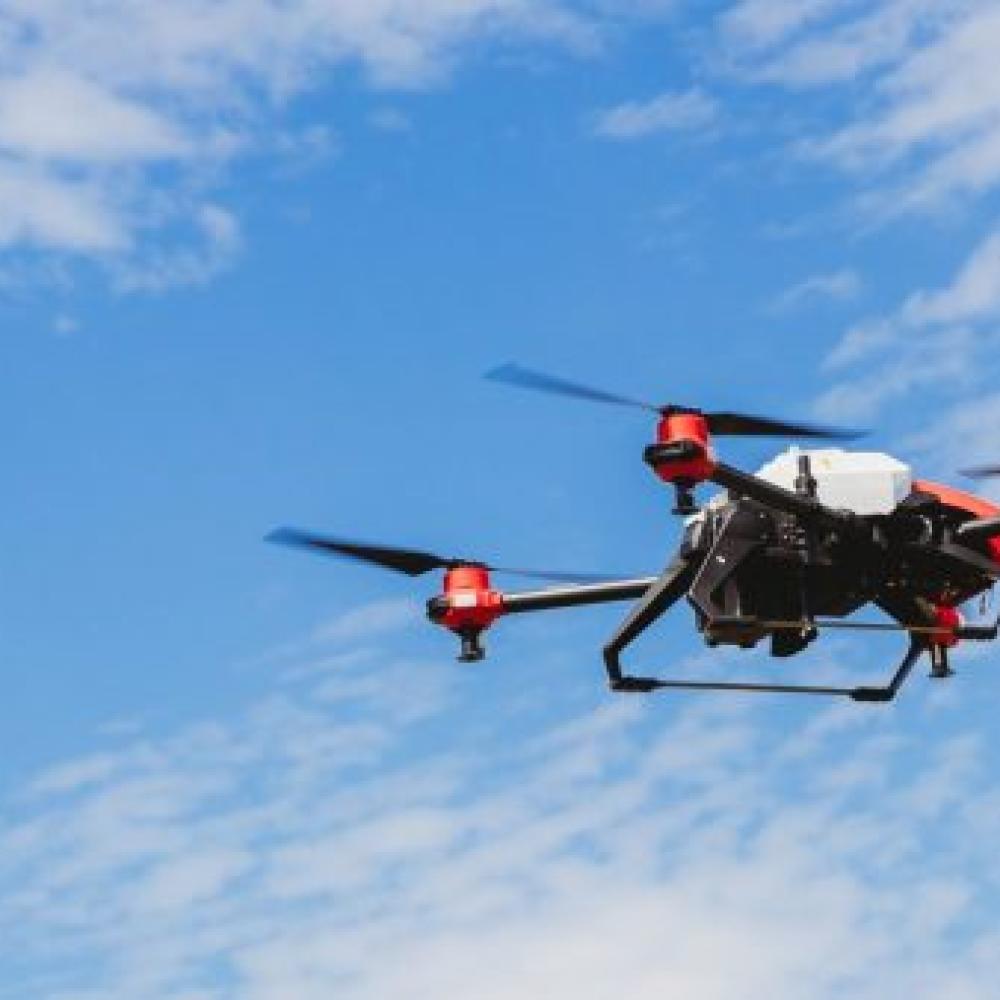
269, 364, 1000, 705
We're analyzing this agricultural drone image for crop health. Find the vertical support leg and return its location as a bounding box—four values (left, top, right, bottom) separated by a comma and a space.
929, 644, 954, 679
603, 553, 701, 692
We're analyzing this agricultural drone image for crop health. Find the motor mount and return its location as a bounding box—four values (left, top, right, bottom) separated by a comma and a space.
643, 411, 717, 515
426, 565, 504, 662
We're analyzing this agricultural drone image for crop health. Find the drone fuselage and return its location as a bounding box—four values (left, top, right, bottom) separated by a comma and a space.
683, 488, 994, 658
671, 448, 997, 657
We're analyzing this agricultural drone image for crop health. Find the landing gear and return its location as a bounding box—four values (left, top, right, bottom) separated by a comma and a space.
602, 552, 701, 692
929, 644, 955, 679
458, 628, 486, 663
599, 537, 951, 703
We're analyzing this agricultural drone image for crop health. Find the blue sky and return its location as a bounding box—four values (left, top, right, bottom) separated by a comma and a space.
6, 1, 1000, 996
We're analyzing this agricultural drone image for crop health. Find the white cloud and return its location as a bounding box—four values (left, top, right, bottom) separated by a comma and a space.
53, 313, 79, 336
824, 317, 896, 371
593, 88, 718, 140
900, 393, 1000, 479
29, 753, 119, 797
817, 325, 975, 422
771, 267, 862, 312
312, 598, 418, 644
901, 229, 1000, 326
0, 0, 657, 288
248, 597, 421, 674
0, 1, 597, 99
272, 124, 339, 173
111, 203, 243, 293
0, 69, 190, 164
369, 107, 415, 133
724, 0, 951, 88
135, 848, 255, 914
719, 0, 849, 52
719, 1, 1000, 213
818, 222, 1000, 420
5, 616, 1000, 998
0, 162, 128, 252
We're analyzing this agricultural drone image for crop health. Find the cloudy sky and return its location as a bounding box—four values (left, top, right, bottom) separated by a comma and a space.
6, 1, 1000, 996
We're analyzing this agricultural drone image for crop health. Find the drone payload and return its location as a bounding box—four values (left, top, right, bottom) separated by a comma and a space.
754, 447, 911, 516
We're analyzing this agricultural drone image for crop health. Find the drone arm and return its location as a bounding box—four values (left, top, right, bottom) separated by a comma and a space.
427, 576, 660, 664
501, 578, 658, 614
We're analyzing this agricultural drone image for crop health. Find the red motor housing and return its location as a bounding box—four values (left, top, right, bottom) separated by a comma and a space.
648, 411, 717, 484
932, 605, 962, 649
435, 566, 504, 633
426, 566, 505, 663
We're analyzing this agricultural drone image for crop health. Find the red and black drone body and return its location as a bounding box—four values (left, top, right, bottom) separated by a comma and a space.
269, 365, 1000, 705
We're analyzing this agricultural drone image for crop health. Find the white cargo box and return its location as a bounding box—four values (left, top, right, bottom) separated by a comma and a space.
753, 447, 912, 516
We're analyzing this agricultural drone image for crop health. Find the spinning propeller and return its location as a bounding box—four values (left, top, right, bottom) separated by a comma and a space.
962, 465, 1000, 480
266, 528, 614, 584
268, 527, 623, 662
486, 364, 865, 440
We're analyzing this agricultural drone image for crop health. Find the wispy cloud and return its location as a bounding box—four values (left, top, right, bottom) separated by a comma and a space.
817, 326, 975, 423
722, 0, 942, 87
110, 203, 244, 294
719, 0, 848, 52
312, 598, 419, 645
593, 88, 719, 140
369, 108, 415, 134
771, 267, 862, 313
4, 615, 1000, 998
0, 69, 192, 165
902, 392, 1000, 478
0, 0, 649, 290
901, 228, 1000, 327
817, 223, 1000, 421
718, 1, 1000, 215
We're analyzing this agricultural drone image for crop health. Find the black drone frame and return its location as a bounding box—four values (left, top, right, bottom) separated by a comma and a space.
500, 461, 1000, 704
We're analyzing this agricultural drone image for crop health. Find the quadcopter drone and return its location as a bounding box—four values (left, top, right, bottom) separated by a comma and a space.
269, 364, 1000, 705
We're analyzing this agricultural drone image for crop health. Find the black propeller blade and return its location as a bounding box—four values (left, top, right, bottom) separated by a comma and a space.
705, 412, 864, 440
485, 364, 660, 413
267, 528, 617, 583
961, 466, 1000, 480
486, 363, 864, 440
268, 528, 451, 576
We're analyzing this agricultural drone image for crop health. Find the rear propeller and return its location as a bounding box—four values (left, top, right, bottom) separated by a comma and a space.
486, 363, 865, 440
961, 466, 1000, 480
266, 527, 615, 584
